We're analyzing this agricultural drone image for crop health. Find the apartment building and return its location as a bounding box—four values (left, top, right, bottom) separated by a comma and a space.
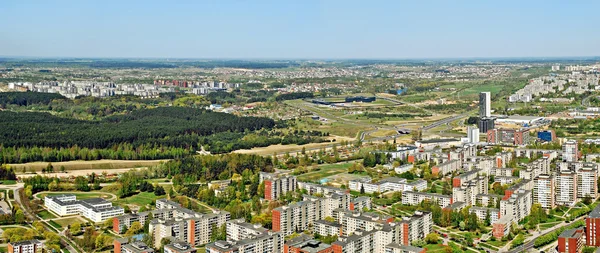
556, 170, 578, 206
587, 204, 600, 248
431, 159, 462, 177
350, 196, 372, 211
563, 140, 579, 162
469, 207, 501, 224
349, 177, 427, 194
577, 166, 598, 199
533, 174, 555, 209
147, 199, 230, 248
260, 172, 297, 201
44, 195, 124, 222
384, 244, 426, 253
298, 182, 348, 196
206, 219, 283, 253
398, 211, 433, 246
402, 191, 452, 208
452, 176, 487, 206
492, 216, 512, 238
272, 195, 343, 235
7, 240, 43, 253
314, 219, 343, 236
558, 228, 584, 253
164, 242, 196, 253
335, 210, 393, 236
113, 212, 151, 234
476, 194, 502, 208
500, 189, 532, 224
487, 128, 530, 146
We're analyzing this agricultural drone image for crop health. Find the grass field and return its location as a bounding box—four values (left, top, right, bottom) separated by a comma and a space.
0, 180, 16, 185
113, 191, 165, 207
48, 220, 62, 229
38, 210, 57, 219
297, 163, 354, 182
10, 159, 167, 173
54, 217, 86, 227
424, 243, 448, 252
39, 192, 113, 200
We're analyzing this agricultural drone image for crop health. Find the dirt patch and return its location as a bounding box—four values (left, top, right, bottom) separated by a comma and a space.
10, 159, 167, 173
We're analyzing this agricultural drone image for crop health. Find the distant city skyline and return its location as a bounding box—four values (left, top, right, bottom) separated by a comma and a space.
1, 0, 600, 59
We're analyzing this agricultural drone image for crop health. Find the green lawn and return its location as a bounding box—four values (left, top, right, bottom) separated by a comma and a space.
48, 220, 62, 229
0, 246, 7, 253
53, 217, 86, 228
197, 247, 206, 253
424, 243, 448, 252
39, 192, 113, 200
38, 210, 57, 219
114, 191, 165, 207
296, 163, 353, 182
0, 180, 16, 185
485, 239, 508, 248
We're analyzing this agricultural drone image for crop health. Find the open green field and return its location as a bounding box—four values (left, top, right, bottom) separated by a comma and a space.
297, 163, 354, 182
53, 217, 86, 228
38, 192, 113, 200
113, 191, 166, 207
424, 243, 448, 252
38, 210, 57, 219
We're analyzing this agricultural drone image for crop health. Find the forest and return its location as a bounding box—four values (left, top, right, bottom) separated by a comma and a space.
0, 91, 66, 107
0, 107, 274, 148
0, 107, 327, 162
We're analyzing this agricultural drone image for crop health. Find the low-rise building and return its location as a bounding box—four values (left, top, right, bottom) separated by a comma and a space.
164, 241, 197, 253
470, 207, 501, 224
44, 195, 124, 222
284, 234, 333, 253
7, 240, 43, 253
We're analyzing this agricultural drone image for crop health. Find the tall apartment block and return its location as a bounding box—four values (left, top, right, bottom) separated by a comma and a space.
533, 174, 555, 209
272, 193, 351, 235
563, 140, 579, 162
260, 172, 297, 201
577, 165, 598, 199
113, 199, 231, 248
556, 170, 578, 206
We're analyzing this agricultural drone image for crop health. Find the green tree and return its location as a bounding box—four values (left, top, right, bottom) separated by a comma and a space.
70, 222, 81, 235
425, 233, 440, 244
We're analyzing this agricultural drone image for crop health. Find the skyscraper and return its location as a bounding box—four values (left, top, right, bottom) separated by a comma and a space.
479, 92, 491, 118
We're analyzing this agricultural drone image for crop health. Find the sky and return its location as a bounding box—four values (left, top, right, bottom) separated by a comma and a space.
1, 0, 599, 59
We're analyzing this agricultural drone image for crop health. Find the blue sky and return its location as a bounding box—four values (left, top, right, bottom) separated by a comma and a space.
1, 0, 599, 59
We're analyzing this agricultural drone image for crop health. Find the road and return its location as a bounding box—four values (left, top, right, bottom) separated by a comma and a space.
422, 111, 473, 131
502, 216, 585, 253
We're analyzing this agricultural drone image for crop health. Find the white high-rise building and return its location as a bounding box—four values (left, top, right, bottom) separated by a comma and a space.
479, 92, 491, 118
533, 174, 555, 209
467, 126, 480, 143
563, 140, 579, 162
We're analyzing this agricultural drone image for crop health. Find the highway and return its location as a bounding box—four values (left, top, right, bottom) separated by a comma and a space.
422, 111, 473, 131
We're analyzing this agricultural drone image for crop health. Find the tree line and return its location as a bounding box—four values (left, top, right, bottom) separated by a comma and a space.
0, 91, 66, 107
